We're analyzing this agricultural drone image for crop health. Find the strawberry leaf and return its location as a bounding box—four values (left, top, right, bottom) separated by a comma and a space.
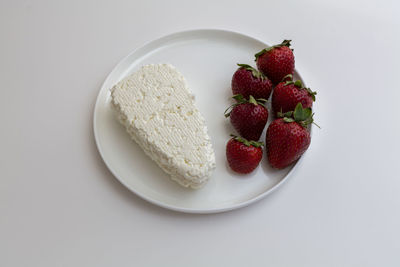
284, 77, 317, 102
225, 95, 268, 117
254, 39, 292, 60
248, 95, 258, 105
224, 95, 245, 117
280, 39, 292, 47
285, 103, 320, 128
293, 103, 312, 123
294, 80, 303, 88
281, 74, 293, 82
232, 94, 246, 103
254, 48, 272, 60
283, 117, 295, 123
305, 88, 317, 102
284, 81, 294, 86
257, 98, 268, 103
237, 63, 253, 69
256, 98, 268, 109
237, 63, 265, 80
278, 110, 293, 118
249, 140, 264, 148
224, 106, 233, 117
231, 134, 264, 147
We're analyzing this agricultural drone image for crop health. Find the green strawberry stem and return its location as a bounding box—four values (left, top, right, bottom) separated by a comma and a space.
237, 63, 266, 80
248, 95, 258, 105
277, 110, 293, 118
230, 134, 264, 147
254, 39, 292, 60
280, 39, 292, 47
312, 121, 321, 129
281, 103, 320, 128
294, 80, 303, 87
224, 94, 268, 117
306, 88, 317, 102
282, 75, 317, 102
281, 74, 293, 82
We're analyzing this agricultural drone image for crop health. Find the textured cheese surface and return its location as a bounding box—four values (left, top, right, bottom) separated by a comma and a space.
111, 64, 216, 188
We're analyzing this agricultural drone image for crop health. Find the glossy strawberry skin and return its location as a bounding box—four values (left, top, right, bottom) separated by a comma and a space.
266, 118, 311, 169
231, 68, 273, 99
272, 82, 313, 116
256, 46, 294, 85
226, 138, 263, 174
230, 103, 269, 141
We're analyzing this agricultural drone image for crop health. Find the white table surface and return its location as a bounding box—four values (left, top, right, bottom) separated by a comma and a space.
1, 0, 400, 266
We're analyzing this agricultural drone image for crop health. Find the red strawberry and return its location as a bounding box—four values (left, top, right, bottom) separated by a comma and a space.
255, 40, 295, 85
272, 74, 316, 116
224, 95, 269, 141
266, 103, 314, 169
226, 135, 263, 174
231, 64, 273, 99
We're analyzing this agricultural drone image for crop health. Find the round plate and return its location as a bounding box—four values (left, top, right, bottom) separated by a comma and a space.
94, 29, 307, 213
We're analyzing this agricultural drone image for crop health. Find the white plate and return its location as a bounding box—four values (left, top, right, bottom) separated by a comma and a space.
94, 29, 307, 213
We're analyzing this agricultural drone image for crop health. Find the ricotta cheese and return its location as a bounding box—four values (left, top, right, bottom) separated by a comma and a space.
110, 64, 216, 188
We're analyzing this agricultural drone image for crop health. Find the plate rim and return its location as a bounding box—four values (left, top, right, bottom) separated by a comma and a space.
93, 28, 308, 214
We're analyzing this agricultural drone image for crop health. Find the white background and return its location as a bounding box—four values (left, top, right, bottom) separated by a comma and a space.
1, 0, 400, 266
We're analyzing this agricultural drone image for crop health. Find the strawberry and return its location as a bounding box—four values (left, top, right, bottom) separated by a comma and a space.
231, 64, 273, 99
255, 40, 295, 85
224, 94, 269, 141
266, 103, 314, 169
226, 135, 263, 174
272, 74, 316, 116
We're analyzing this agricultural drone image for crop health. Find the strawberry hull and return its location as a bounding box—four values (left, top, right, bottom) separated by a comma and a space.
231, 67, 273, 99
272, 81, 313, 116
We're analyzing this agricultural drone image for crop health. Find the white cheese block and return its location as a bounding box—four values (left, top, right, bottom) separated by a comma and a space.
110, 64, 216, 188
